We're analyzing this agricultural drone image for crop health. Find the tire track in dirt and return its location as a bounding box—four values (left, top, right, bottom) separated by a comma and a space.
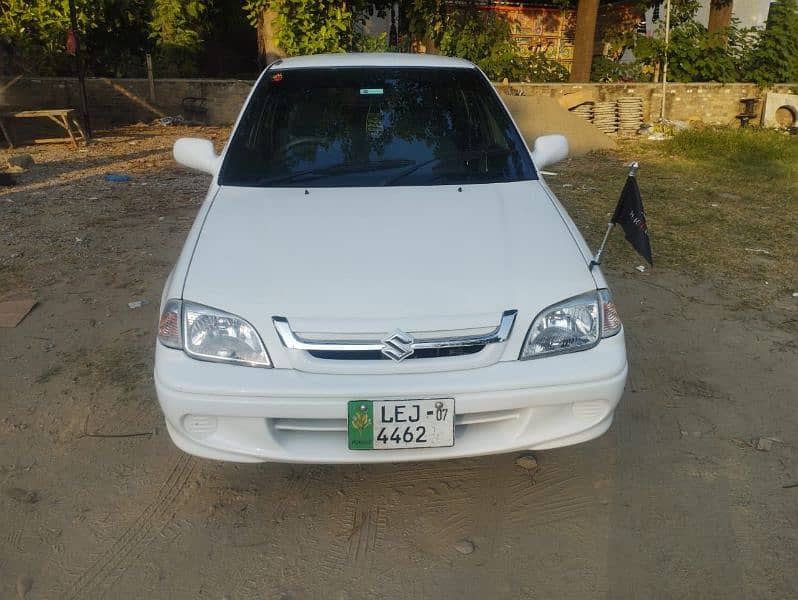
503, 461, 594, 528
318, 498, 388, 579
58, 454, 196, 600
344, 501, 387, 566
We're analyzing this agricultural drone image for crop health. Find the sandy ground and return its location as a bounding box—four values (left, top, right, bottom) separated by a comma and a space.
1, 127, 797, 599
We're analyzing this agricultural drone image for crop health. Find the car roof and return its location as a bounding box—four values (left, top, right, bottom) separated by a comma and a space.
270, 53, 476, 71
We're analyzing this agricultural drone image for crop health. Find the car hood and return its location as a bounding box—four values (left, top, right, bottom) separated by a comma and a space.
183, 181, 594, 334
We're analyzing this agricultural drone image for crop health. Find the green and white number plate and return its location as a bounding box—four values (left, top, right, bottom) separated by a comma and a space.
348, 399, 455, 450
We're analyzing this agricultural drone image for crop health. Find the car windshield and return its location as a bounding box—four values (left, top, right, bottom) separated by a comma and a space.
218, 66, 536, 187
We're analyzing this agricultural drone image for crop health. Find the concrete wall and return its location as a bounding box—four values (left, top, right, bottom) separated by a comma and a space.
0, 77, 254, 127
500, 82, 798, 126
1, 76, 796, 130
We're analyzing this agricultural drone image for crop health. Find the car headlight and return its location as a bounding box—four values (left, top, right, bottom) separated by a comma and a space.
157, 299, 272, 368
519, 289, 621, 360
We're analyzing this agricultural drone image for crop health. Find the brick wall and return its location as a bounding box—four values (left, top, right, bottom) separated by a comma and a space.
1, 76, 795, 129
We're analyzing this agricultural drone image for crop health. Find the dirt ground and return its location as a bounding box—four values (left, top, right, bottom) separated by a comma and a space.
1, 126, 796, 599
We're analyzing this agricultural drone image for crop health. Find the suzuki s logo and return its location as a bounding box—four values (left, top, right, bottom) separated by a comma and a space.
381, 330, 415, 361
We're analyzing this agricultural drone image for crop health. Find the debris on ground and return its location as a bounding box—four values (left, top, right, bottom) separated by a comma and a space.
745, 248, 772, 255
755, 437, 774, 452
454, 538, 475, 555
6, 153, 34, 171
155, 115, 186, 126
127, 299, 150, 309
751, 437, 784, 452
104, 174, 132, 183
0, 298, 37, 327
635, 265, 646, 272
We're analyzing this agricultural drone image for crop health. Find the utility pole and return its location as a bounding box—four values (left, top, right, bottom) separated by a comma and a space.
67, 0, 91, 138
660, 0, 671, 121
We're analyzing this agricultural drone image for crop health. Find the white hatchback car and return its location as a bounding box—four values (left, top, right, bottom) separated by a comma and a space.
154, 53, 627, 464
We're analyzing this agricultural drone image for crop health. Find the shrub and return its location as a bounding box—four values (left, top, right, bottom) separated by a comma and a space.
439, 9, 568, 82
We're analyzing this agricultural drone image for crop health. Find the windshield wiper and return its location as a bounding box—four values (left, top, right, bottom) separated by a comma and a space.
257, 159, 415, 185
384, 147, 512, 186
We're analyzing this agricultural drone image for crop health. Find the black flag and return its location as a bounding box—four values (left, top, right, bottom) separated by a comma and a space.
611, 174, 653, 266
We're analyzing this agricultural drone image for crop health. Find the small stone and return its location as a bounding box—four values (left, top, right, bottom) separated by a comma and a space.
515, 453, 539, 472
454, 538, 475, 555
16, 574, 33, 598
755, 437, 773, 452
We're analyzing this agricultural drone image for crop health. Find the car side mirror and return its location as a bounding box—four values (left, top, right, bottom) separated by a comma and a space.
531, 134, 569, 170
173, 137, 220, 175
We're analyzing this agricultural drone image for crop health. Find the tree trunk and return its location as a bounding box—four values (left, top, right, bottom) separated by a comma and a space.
570, 0, 600, 82
708, 0, 733, 33
257, 8, 284, 65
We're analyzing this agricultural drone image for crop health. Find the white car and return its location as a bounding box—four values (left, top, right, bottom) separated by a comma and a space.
154, 53, 627, 464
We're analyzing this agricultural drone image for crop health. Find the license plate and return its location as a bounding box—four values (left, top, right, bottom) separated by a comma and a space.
348, 399, 455, 450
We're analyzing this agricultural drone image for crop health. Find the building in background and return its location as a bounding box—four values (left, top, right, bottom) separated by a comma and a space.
473, 1, 642, 73
364, 0, 646, 74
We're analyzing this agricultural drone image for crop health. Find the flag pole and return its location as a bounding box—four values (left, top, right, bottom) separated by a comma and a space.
589, 161, 639, 270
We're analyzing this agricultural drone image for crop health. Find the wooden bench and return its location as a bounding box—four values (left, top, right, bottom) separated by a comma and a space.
0, 109, 87, 149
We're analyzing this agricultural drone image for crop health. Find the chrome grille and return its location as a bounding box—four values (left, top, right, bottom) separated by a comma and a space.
272, 310, 516, 362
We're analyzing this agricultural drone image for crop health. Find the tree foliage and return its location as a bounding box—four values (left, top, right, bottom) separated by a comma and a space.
2, 0, 796, 84
748, 0, 798, 85
0, 0, 148, 75
440, 8, 567, 81
149, 0, 211, 75
637, 19, 758, 82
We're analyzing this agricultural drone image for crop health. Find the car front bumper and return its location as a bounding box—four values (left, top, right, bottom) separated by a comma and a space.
154, 332, 627, 463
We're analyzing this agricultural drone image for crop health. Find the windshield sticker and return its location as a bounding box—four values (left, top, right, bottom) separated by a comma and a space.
359, 88, 384, 95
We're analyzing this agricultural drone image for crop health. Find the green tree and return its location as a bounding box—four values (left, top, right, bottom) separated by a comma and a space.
0, 0, 148, 76
628, 0, 760, 84
149, 0, 211, 76
439, 7, 568, 81
244, 0, 394, 62
748, 0, 798, 85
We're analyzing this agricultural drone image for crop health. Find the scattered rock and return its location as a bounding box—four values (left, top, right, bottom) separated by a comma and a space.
7, 154, 34, 170
5, 487, 40, 504
515, 453, 539, 473
16, 575, 33, 599
127, 299, 150, 309
454, 538, 475, 555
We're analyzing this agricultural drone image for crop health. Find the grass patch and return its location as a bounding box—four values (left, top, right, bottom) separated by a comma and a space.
554, 129, 798, 307
661, 128, 798, 178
